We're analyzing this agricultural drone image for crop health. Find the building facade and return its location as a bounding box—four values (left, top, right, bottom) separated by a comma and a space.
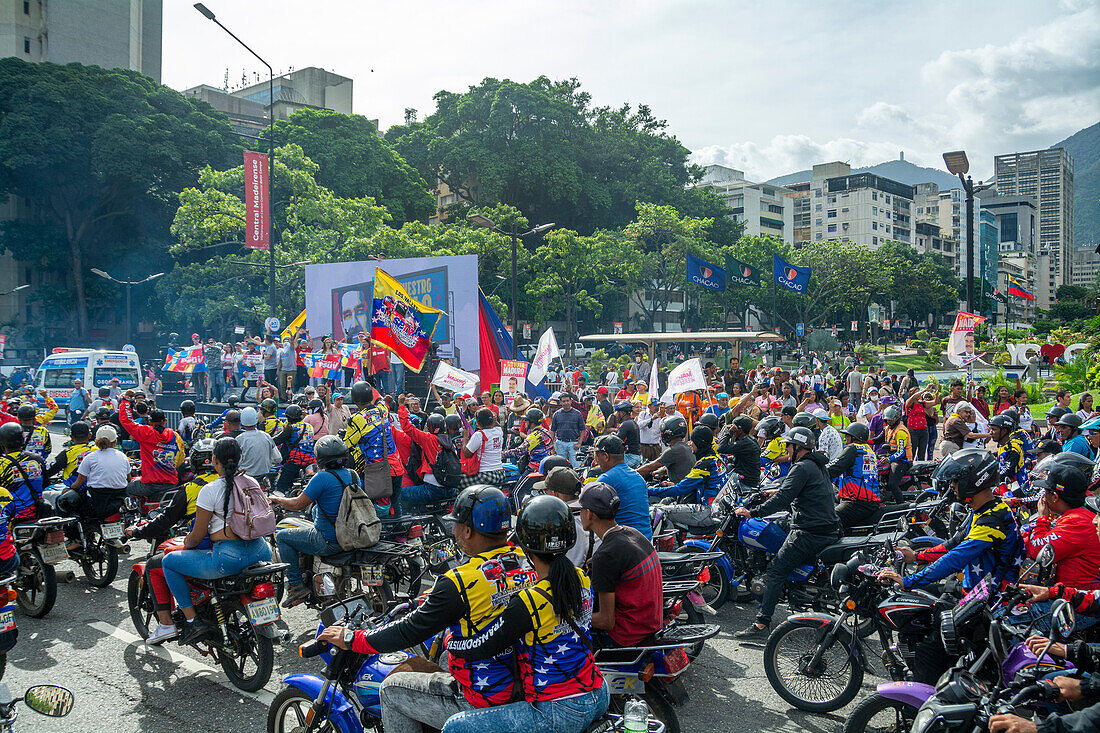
802, 162, 914, 248
694, 165, 794, 243
229, 67, 353, 121
1072, 243, 1100, 290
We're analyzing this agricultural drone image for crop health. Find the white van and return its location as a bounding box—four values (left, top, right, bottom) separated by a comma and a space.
34, 349, 143, 409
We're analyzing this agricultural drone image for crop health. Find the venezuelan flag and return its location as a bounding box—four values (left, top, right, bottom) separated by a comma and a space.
163, 344, 208, 373
370, 268, 443, 372
1007, 276, 1034, 301
302, 352, 343, 380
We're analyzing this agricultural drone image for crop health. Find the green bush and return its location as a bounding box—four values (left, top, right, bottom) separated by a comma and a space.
588, 349, 608, 376
909, 339, 926, 349
916, 329, 930, 341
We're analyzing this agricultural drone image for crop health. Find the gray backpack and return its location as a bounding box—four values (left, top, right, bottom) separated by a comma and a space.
320, 469, 381, 550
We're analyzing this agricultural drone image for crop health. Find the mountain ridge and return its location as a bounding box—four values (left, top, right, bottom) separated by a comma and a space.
765, 158, 964, 191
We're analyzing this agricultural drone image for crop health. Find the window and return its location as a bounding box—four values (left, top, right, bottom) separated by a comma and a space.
815, 204, 822, 212
872, 206, 878, 215
24, 37, 30, 54
767, 204, 783, 214
815, 233, 822, 241
23, 1, 29, 14
872, 222, 878, 230
872, 192, 878, 201
827, 224, 837, 233
827, 209, 837, 218
873, 236, 878, 245
40, 369, 84, 389
814, 189, 822, 197
885, 195, 891, 203
815, 218, 822, 226
828, 196, 836, 203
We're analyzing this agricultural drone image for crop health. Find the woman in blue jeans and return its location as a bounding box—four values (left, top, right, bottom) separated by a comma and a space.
162, 437, 271, 644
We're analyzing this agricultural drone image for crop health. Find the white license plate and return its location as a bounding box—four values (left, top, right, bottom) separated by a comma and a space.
39, 542, 68, 565
246, 597, 280, 626
0, 609, 14, 633
407, 537, 423, 548
101, 522, 124, 540
360, 565, 384, 587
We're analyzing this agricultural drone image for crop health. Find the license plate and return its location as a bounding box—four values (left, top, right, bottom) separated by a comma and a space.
39, 541, 68, 565
360, 564, 384, 587
663, 647, 690, 674
246, 597, 280, 626
602, 671, 645, 694
101, 522, 124, 540
0, 609, 14, 633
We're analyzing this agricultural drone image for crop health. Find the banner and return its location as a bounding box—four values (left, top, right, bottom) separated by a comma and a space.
613, 322, 623, 335
1007, 276, 1034, 301
725, 256, 762, 287
773, 254, 810, 293
947, 311, 987, 368
370, 268, 444, 372
243, 151, 269, 250
648, 357, 659, 399
523, 323, 531, 339
527, 327, 561, 385
989, 289, 1008, 304
660, 358, 706, 404
301, 352, 344, 380
500, 360, 528, 394
163, 344, 208, 373
686, 252, 726, 291
850, 320, 858, 331
281, 310, 306, 341
431, 361, 480, 394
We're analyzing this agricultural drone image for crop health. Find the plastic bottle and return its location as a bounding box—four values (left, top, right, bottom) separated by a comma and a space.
623, 697, 649, 733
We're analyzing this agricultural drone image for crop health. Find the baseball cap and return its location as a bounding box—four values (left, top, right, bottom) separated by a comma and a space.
577, 481, 620, 520
812, 408, 829, 420
224, 409, 242, 424
191, 333, 200, 339
240, 407, 259, 427
593, 434, 625, 455
97, 425, 118, 442
596, 386, 609, 395
716, 392, 729, 399
534, 466, 583, 498
769, 400, 783, 410
333, 392, 344, 400
1044, 464, 1088, 507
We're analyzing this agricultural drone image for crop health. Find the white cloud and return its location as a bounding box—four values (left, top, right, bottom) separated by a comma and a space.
691, 135, 908, 181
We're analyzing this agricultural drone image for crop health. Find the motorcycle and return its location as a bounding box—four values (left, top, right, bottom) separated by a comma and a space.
66, 509, 125, 587
0, 684, 74, 732
0, 574, 16, 680
128, 536, 288, 692
10, 517, 74, 618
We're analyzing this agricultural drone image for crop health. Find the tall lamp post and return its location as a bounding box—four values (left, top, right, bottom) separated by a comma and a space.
90, 269, 165, 345
0, 285, 30, 297
943, 150, 993, 315
194, 3, 277, 314
467, 214, 554, 358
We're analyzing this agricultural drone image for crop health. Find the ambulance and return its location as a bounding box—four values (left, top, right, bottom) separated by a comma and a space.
33, 348, 143, 408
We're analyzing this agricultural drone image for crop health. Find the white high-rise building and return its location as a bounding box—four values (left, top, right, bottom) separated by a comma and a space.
805, 162, 914, 248
694, 165, 794, 243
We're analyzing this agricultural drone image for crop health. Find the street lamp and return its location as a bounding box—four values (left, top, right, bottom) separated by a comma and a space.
0, 284, 30, 297
90, 269, 165, 345
467, 214, 554, 358
194, 2, 277, 315
943, 150, 993, 315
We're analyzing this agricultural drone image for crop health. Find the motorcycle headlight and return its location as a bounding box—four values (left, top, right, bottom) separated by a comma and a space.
911, 707, 940, 733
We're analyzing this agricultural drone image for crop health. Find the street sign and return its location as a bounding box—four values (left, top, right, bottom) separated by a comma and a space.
264, 316, 280, 334
122, 344, 136, 353
883, 319, 891, 330
850, 320, 858, 331
234, 326, 245, 335
613, 322, 623, 335
795, 323, 805, 337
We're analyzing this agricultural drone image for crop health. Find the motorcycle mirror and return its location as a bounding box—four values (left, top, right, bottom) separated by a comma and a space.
23, 685, 74, 718
1050, 599, 1076, 641
1037, 544, 1056, 569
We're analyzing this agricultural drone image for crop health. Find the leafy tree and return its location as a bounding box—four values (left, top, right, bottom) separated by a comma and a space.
0, 58, 239, 338
876, 241, 959, 327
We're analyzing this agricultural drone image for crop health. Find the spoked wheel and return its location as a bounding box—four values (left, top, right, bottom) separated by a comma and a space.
80, 527, 118, 587
267, 687, 340, 733
127, 571, 156, 639
763, 618, 863, 713
336, 573, 390, 614
217, 601, 274, 692
842, 693, 918, 733
15, 549, 57, 618
679, 546, 730, 610
607, 691, 680, 733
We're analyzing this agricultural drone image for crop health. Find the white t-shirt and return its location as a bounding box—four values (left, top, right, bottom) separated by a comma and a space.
567, 514, 601, 568
77, 448, 131, 489
197, 476, 233, 534
859, 400, 879, 419
466, 426, 504, 472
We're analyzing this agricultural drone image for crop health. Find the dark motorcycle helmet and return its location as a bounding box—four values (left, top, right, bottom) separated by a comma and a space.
1032, 450, 1096, 484
689, 425, 714, 451
792, 411, 817, 430
349, 380, 374, 407
294, 394, 310, 407
1055, 413, 1084, 430
512, 494, 576, 556
782, 426, 816, 452
430, 406, 447, 418
999, 407, 1020, 430
226, 395, 240, 408
95, 407, 112, 420
260, 398, 278, 414
1046, 405, 1070, 422
16, 405, 36, 422
443, 414, 463, 433
314, 434, 349, 469
840, 422, 870, 443
284, 404, 304, 423
4, 398, 19, 411
0, 423, 23, 452
56, 489, 83, 516
98, 387, 111, 398
444, 485, 511, 535
987, 414, 1014, 434
424, 413, 446, 434
538, 455, 573, 475
308, 398, 325, 413
189, 438, 216, 471
758, 416, 785, 439
932, 448, 998, 500
614, 401, 633, 414
697, 413, 720, 431
180, 400, 196, 416
524, 408, 545, 426
70, 421, 92, 440
882, 405, 903, 425
659, 415, 689, 443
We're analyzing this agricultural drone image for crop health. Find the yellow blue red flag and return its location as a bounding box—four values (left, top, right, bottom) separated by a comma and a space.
371, 268, 443, 372
163, 345, 207, 373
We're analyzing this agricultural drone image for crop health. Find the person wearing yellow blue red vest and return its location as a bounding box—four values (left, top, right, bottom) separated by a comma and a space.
647, 424, 728, 528
827, 422, 883, 534
341, 381, 396, 499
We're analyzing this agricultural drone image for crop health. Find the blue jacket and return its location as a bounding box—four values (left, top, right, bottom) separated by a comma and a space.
649, 451, 727, 505
904, 498, 1021, 591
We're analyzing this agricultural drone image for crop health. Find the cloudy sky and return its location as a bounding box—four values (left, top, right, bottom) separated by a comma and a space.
164, 0, 1100, 182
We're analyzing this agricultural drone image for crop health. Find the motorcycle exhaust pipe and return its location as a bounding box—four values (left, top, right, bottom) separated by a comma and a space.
57, 570, 77, 583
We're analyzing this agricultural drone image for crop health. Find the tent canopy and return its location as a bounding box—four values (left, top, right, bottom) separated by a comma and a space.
579, 331, 785, 363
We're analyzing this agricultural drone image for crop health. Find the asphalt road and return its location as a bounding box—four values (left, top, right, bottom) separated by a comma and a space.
4, 428, 888, 732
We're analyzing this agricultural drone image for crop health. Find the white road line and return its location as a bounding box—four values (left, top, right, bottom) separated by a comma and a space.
87, 621, 277, 707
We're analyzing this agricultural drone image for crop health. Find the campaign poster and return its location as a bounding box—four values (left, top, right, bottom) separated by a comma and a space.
500, 360, 528, 396
304, 255, 479, 371
947, 311, 987, 368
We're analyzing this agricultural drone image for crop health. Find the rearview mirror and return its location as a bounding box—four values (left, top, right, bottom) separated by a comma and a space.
1037, 544, 1056, 568
1050, 599, 1076, 641
23, 685, 74, 718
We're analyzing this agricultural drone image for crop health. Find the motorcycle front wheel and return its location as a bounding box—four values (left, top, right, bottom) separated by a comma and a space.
763, 617, 863, 713
218, 601, 274, 692
842, 693, 918, 733
267, 687, 341, 733
15, 549, 57, 618
81, 528, 118, 587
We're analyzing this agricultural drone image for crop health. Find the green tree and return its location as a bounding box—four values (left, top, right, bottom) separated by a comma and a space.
0, 58, 239, 337
877, 241, 959, 327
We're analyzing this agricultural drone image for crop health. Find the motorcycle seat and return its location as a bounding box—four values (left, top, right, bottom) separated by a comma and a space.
322, 540, 420, 566
671, 516, 721, 533
237, 562, 289, 578
417, 498, 454, 515
818, 531, 894, 565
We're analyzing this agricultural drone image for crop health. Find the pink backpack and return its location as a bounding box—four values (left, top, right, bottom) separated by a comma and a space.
225, 475, 276, 540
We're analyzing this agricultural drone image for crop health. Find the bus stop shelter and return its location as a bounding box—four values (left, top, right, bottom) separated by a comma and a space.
579, 331, 785, 365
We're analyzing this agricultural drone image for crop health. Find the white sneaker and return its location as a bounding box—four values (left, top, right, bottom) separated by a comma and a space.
146, 623, 178, 645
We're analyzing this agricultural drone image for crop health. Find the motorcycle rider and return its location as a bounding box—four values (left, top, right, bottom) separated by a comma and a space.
647, 425, 728, 527
717, 415, 762, 487
882, 404, 912, 504
17, 401, 54, 463
57, 425, 130, 546
119, 391, 186, 501
175, 400, 205, 446
259, 398, 284, 437
398, 396, 462, 513
733, 426, 839, 640
42, 420, 96, 487
342, 380, 396, 499
636, 414, 693, 484
317, 486, 538, 732
1055, 413, 1094, 459
828, 422, 883, 534
272, 404, 315, 494
0, 422, 44, 523
758, 415, 790, 478
989, 413, 1031, 496
206, 394, 242, 433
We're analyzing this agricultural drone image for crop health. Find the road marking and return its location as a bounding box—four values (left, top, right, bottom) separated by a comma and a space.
88, 621, 277, 706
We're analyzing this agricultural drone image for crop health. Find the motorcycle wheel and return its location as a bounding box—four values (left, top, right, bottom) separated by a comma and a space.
0, 653, 5, 681
335, 573, 390, 615
679, 546, 730, 610
218, 601, 274, 692
81, 528, 118, 588
15, 549, 57, 618
842, 693, 918, 733
607, 690, 680, 733
267, 686, 341, 733
763, 617, 863, 713
127, 571, 155, 639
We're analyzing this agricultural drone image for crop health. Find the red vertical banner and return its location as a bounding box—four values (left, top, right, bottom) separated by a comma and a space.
243, 150, 269, 250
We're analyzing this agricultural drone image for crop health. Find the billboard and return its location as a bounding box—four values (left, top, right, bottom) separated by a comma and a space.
304, 255, 479, 371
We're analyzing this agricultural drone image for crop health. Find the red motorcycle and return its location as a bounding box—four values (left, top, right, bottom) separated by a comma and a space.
127, 536, 288, 691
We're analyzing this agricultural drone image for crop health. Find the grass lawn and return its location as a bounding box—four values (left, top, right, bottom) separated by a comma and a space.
882, 354, 934, 372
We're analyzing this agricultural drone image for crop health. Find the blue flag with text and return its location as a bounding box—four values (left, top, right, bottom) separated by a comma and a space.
686, 252, 726, 292
773, 254, 811, 294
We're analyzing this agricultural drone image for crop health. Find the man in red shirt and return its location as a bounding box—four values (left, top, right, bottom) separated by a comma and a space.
119, 392, 186, 500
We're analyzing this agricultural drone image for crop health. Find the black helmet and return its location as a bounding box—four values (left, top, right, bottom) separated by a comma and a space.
524, 408, 545, 425
314, 435, 349, 469
421, 413, 443, 434
4, 398, 19, 410
308, 398, 325, 413
57, 489, 83, 516
690, 425, 714, 452
512, 495, 576, 556
1055, 413, 1084, 430
350, 380, 374, 406
95, 407, 111, 420
180, 400, 196, 416
294, 394, 310, 407
444, 485, 511, 534
840, 422, 870, 442
988, 414, 1014, 432
0, 423, 23, 452
430, 406, 447, 418
660, 415, 688, 443
1000, 407, 1020, 429
782, 426, 816, 452
1046, 405, 1070, 421
792, 411, 817, 430
227, 395, 240, 408
697, 413, 720, 431
614, 401, 633, 413
443, 414, 463, 433
98, 387, 111, 398
70, 421, 91, 439
731, 415, 754, 435
284, 404, 304, 422
882, 405, 903, 424
260, 398, 277, 414
16, 405, 36, 422
932, 448, 998, 499
190, 438, 215, 471
539, 455, 573, 475
758, 416, 784, 439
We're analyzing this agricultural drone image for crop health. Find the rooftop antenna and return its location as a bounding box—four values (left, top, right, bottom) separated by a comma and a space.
223, 69, 229, 91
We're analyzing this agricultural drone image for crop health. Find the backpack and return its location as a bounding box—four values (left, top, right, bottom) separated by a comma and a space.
430, 435, 463, 489
405, 438, 423, 483
317, 469, 381, 550
224, 474, 277, 540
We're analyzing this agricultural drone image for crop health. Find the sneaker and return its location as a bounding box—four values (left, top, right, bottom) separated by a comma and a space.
733, 623, 770, 642
282, 584, 311, 609
146, 623, 178, 645
179, 618, 212, 646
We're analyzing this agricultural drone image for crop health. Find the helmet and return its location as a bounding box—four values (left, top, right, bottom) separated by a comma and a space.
988, 414, 1015, 432
1031, 451, 1093, 484
444, 486, 511, 534
782, 426, 816, 452
1000, 407, 1020, 429
659, 415, 689, 443
16, 405, 36, 422
513, 495, 576, 555
227, 395, 240, 408
538, 455, 572, 475
294, 394, 309, 407
443, 414, 463, 433
4, 398, 19, 410
349, 380, 374, 406
792, 412, 817, 430
1046, 405, 1070, 421
0, 423, 22, 452
614, 401, 633, 413
314, 435, 349, 469
841, 422, 870, 442
189, 438, 215, 471
70, 421, 91, 439
1055, 413, 1084, 430
690, 425, 713, 449
95, 407, 111, 420
430, 406, 446, 418
424, 414, 446, 434
56, 489, 83, 516
284, 404, 304, 422
98, 387, 110, 398
180, 400, 196, 416
524, 408, 545, 425
308, 398, 325, 413
697, 413, 719, 431
932, 448, 998, 500
758, 416, 784, 439
731, 415, 754, 435
260, 398, 277, 414
882, 405, 903, 424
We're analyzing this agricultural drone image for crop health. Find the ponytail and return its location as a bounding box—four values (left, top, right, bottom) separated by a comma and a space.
534, 551, 582, 622
212, 436, 242, 520
94, 436, 113, 450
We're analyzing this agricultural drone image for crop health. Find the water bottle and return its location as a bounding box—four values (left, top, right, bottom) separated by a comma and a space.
623, 697, 649, 733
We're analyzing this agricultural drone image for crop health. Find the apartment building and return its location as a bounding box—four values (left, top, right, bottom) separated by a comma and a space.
695, 165, 794, 243
1072, 243, 1100, 290
805, 162, 914, 248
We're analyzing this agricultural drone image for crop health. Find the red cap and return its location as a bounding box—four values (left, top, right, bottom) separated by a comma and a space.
596, 386, 609, 395
769, 399, 783, 409
191, 333, 200, 339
